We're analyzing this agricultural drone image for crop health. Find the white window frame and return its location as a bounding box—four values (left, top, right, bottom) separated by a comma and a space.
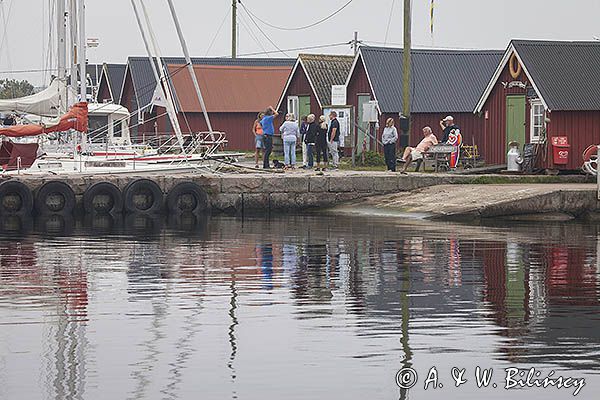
530, 99, 545, 143
287, 96, 299, 120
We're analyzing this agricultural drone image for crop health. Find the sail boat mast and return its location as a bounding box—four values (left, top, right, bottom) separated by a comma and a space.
131, 0, 186, 152
78, 0, 86, 100
57, 0, 67, 81
165, 0, 215, 141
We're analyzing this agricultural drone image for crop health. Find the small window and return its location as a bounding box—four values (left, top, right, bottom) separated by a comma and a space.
287, 96, 299, 120
113, 118, 123, 138
530, 100, 545, 143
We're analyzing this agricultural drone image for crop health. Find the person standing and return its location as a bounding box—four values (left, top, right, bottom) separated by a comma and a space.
304, 114, 317, 169
327, 111, 340, 169
439, 115, 460, 144
315, 115, 329, 171
382, 118, 398, 172
280, 113, 300, 168
252, 112, 264, 168
299, 115, 309, 167
261, 106, 279, 169
439, 115, 462, 169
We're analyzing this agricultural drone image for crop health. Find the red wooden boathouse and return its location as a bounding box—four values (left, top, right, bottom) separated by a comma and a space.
474, 40, 600, 170
345, 46, 503, 158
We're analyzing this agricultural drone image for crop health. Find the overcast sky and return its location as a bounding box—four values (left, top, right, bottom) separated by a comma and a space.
1, 0, 599, 85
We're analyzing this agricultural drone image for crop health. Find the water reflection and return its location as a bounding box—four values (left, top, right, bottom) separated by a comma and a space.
0, 214, 599, 399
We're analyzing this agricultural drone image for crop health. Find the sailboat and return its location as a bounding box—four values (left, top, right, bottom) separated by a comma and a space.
0, 0, 230, 175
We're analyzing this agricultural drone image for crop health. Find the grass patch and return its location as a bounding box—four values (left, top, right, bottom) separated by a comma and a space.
463, 175, 578, 184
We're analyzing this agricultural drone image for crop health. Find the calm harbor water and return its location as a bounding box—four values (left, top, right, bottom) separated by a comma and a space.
0, 213, 599, 400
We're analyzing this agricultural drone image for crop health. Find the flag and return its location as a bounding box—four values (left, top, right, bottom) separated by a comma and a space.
430, 0, 435, 35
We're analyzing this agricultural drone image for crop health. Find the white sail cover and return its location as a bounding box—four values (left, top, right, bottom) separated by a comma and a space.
0, 79, 77, 117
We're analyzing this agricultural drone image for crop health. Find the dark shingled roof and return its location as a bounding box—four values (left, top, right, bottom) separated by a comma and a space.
124, 57, 295, 110
359, 46, 503, 113
299, 54, 354, 106
511, 40, 600, 111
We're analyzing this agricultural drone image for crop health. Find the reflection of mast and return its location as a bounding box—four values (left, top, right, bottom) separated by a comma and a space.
45, 258, 88, 400
399, 265, 412, 400
228, 275, 239, 399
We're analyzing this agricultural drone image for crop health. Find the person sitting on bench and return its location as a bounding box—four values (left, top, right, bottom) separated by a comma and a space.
398, 126, 438, 173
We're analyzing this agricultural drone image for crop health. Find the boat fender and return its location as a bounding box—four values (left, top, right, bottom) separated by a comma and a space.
0, 180, 34, 216
166, 182, 209, 214
83, 182, 123, 214
35, 181, 76, 215
123, 179, 164, 214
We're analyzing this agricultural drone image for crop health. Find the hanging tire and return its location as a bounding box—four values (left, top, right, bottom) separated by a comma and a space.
83, 182, 123, 214
34, 181, 76, 215
0, 180, 34, 216
123, 179, 163, 214
166, 182, 208, 214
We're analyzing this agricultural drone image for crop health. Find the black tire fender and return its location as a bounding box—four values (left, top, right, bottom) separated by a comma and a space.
0, 180, 33, 216
83, 182, 123, 214
123, 179, 164, 214
166, 182, 209, 214
35, 181, 76, 215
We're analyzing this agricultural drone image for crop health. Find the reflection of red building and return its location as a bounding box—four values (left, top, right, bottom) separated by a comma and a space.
545, 246, 597, 306
481, 241, 530, 330
0, 240, 88, 319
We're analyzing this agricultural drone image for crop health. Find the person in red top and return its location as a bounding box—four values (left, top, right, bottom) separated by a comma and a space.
252, 112, 264, 168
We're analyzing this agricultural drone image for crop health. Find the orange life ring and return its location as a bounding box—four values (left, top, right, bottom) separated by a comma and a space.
582, 145, 598, 162
509, 53, 522, 79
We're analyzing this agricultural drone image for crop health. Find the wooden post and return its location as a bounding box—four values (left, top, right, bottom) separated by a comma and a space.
232, 0, 237, 58
402, 0, 411, 130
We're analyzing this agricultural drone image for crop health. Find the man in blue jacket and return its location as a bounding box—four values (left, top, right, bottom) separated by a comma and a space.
261, 106, 279, 169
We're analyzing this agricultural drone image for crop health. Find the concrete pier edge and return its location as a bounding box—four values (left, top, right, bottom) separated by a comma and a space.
0, 171, 596, 217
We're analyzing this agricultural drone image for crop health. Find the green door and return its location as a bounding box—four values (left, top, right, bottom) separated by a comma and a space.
357, 95, 371, 154
298, 96, 311, 122
506, 95, 526, 153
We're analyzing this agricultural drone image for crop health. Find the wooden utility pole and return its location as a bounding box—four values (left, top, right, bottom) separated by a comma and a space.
352, 31, 359, 56
402, 0, 411, 121
232, 0, 237, 58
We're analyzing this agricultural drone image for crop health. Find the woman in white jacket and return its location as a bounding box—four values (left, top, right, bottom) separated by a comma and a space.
280, 113, 300, 168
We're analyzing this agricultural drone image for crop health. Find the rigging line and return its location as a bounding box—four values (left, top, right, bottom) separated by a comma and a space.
0, 0, 14, 74
205, 7, 231, 56
86, 65, 190, 137
237, 11, 270, 58
239, 6, 289, 57
238, 0, 354, 31
0, 67, 59, 74
231, 41, 350, 57
383, 0, 396, 46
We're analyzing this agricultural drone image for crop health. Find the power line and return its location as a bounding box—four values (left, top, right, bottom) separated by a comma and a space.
238, 6, 289, 56
237, 11, 271, 58
238, 0, 354, 31
205, 8, 231, 56
362, 40, 482, 50
231, 41, 351, 57
384, 0, 396, 46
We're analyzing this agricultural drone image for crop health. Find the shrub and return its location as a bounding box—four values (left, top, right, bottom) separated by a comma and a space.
359, 150, 385, 167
